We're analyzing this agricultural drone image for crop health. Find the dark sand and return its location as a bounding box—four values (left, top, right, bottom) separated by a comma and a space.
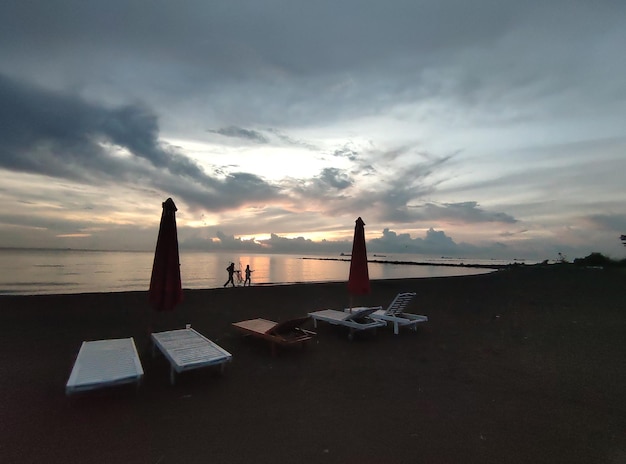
0, 266, 625, 464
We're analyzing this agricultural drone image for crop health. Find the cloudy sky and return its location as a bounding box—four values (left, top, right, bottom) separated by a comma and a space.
1, 0, 625, 260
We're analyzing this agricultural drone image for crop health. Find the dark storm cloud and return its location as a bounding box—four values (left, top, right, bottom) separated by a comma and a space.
0, 73, 196, 180
0, 74, 279, 210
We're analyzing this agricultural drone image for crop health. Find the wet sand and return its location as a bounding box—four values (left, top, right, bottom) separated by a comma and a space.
0, 266, 624, 463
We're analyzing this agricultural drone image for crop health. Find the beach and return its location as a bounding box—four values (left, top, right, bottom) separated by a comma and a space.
0, 266, 624, 464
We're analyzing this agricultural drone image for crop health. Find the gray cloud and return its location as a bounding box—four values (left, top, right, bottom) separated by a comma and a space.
586, 214, 626, 232
411, 202, 518, 224
1, 1, 622, 148
359, 151, 455, 223
332, 145, 359, 161
0, 74, 280, 211
184, 227, 465, 257
208, 126, 269, 144
319, 168, 352, 190
3, 0, 622, 133
276, 148, 466, 225
266, 128, 319, 150
368, 227, 463, 255
0, 73, 184, 181
283, 167, 354, 202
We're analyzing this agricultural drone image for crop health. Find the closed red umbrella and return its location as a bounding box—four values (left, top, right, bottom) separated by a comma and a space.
148, 198, 183, 311
347, 217, 370, 296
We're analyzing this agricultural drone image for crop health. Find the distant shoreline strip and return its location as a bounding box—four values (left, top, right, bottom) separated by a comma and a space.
301, 257, 510, 270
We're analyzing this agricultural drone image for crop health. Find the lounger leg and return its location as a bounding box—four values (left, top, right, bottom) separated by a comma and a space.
313, 319, 318, 328
170, 366, 176, 385
394, 322, 399, 335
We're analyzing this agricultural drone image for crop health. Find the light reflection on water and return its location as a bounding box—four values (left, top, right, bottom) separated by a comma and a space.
0, 249, 497, 295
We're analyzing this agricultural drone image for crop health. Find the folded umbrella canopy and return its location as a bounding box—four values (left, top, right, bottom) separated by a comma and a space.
149, 198, 183, 311
347, 217, 370, 296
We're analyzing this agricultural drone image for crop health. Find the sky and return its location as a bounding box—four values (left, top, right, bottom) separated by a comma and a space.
1, 0, 625, 261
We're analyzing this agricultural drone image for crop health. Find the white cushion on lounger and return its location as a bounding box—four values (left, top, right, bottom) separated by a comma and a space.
151, 327, 232, 384
66, 337, 144, 395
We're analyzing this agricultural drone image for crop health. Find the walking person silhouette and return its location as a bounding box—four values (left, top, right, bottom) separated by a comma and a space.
244, 264, 254, 286
223, 262, 236, 287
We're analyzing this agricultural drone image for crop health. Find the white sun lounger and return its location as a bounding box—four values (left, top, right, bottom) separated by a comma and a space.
370, 292, 428, 334
66, 337, 144, 396
151, 326, 232, 385
308, 306, 386, 341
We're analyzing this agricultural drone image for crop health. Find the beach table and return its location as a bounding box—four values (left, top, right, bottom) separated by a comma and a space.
66, 337, 144, 396
151, 327, 232, 385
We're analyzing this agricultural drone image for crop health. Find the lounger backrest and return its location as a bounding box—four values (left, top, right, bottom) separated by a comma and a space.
267, 316, 310, 335
385, 292, 416, 316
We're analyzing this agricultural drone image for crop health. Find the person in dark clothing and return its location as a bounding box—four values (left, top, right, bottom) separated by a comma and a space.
244, 264, 254, 286
223, 262, 236, 287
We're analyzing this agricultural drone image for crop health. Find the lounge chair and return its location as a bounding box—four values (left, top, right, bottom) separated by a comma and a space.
66, 337, 144, 396
232, 316, 315, 356
308, 306, 386, 341
369, 292, 428, 334
151, 326, 232, 385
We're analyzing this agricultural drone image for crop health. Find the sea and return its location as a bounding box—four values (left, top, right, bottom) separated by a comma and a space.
0, 248, 519, 296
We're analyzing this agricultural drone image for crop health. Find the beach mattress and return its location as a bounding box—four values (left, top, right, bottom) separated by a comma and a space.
66, 337, 144, 395
151, 327, 232, 384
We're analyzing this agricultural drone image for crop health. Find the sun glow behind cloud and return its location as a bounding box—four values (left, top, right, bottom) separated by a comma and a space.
165, 137, 341, 182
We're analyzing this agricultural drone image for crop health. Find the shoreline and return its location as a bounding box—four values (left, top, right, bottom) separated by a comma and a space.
0, 268, 497, 298
302, 256, 516, 269
1, 267, 625, 463
0, 248, 503, 297
0, 271, 496, 297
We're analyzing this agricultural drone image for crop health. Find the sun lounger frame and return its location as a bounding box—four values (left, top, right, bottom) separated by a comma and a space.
232, 317, 315, 356
308, 307, 386, 341
66, 337, 144, 396
151, 327, 232, 385
370, 292, 429, 334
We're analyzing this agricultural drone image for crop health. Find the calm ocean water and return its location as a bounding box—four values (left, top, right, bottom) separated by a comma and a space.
0, 248, 504, 295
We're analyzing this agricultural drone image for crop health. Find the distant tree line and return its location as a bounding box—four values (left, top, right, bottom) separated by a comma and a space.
572, 252, 626, 268
540, 236, 626, 268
